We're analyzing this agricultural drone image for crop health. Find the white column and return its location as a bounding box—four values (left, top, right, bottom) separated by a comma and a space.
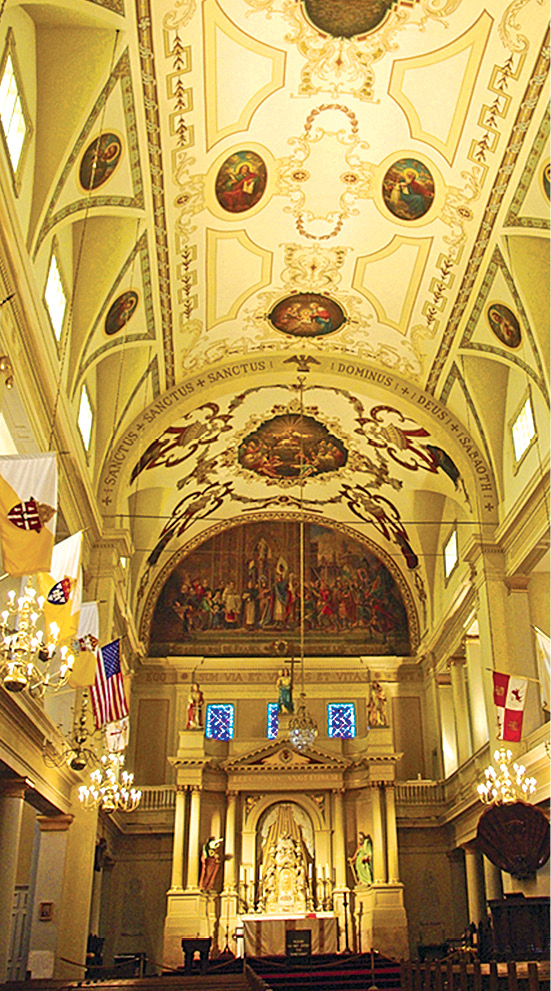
425, 659, 445, 779
371, 783, 386, 884
54, 788, 98, 981
483, 855, 503, 902
89, 864, 102, 937
332, 789, 347, 888
28, 814, 75, 979
0, 779, 27, 982
464, 633, 489, 752
464, 846, 485, 926
224, 791, 237, 892
170, 786, 186, 891
385, 785, 399, 883
466, 542, 542, 754
186, 785, 201, 890
439, 678, 458, 777
449, 655, 471, 766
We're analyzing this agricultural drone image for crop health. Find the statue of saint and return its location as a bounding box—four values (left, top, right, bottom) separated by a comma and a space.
199, 836, 224, 890
368, 681, 388, 727
276, 667, 293, 714
186, 682, 204, 730
349, 832, 373, 886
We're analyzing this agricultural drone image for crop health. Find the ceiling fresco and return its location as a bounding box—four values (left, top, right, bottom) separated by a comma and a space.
7, 0, 548, 659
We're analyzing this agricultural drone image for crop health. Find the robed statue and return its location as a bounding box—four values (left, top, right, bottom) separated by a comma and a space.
349, 832, 373, 885
199, 836, 223, 890
186, 682, 204, 730
276, 667, 293, 714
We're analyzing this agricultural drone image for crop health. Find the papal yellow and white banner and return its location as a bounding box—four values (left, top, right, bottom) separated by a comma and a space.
0, 453, 57, 576
38, 531, 82, 645
69, 600, 99, 687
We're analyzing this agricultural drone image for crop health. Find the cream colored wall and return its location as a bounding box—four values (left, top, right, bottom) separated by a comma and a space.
528, 570, 550, 635
392, 695, 425, 780
100, 833, 172, 971
130, 661, 424, 775
501, 378, 549, 520
428, 494, 472, 632
502, 853, 550, 898
399, 828, 468, 956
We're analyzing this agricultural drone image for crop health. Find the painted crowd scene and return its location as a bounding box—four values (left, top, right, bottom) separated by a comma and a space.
149, 521, 411, 656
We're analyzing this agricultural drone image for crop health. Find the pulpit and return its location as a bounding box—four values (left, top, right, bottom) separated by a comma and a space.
181, 936, 212, 974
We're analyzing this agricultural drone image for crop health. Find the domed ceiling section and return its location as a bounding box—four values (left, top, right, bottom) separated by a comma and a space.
15, 0, 548, 656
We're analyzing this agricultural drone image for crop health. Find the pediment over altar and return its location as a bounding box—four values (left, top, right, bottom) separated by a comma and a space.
222, 740, 350, 775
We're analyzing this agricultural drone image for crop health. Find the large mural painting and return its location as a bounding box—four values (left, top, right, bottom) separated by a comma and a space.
148, 520, 411, 657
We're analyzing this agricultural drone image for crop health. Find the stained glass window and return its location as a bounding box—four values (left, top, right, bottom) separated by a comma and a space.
328, 703, 355, 739
267, 702, 279, 740
205, 703, 234, 741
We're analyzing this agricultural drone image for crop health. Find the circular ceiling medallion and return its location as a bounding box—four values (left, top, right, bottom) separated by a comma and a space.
105, 291, 139, 336
79, 133, 122, 191
215, 151, 267, 213
302, 0, 394, 38
238, 413, 347, 480
382, 158, 435, 221
268, 293, 345, 338
486, 302, 521, 349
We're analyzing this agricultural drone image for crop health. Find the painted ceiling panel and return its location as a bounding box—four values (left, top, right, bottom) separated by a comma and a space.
5, 0, 547, 650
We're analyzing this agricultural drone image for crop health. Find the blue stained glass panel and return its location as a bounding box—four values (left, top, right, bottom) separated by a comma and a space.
327, 703, 356, 739
206, 703, 234, 741
267, 702, 279, 739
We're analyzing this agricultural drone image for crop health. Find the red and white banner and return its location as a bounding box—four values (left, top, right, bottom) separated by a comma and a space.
492, 671, 528, 742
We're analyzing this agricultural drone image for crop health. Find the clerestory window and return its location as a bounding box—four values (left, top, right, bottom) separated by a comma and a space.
0, 32, 32, 193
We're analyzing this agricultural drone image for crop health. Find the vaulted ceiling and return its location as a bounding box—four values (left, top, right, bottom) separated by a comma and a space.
1, 0, 549, 656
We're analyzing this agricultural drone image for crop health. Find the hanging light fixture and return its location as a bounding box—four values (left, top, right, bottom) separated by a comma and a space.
288, 376, 318, 751
79, 752, 142, 813
477, 747, 537, 805
0, 580, 74, 696
43, 690, 99, 771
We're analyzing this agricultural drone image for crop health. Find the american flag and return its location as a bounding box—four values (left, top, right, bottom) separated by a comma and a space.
90, 640, 128, 730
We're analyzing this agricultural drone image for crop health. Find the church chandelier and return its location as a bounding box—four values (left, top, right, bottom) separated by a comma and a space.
477, 747, 537, 805
78, 752, 142, 814
43, 690, 100, 772
0, 579, 75, 697
288, 376, 318, 752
